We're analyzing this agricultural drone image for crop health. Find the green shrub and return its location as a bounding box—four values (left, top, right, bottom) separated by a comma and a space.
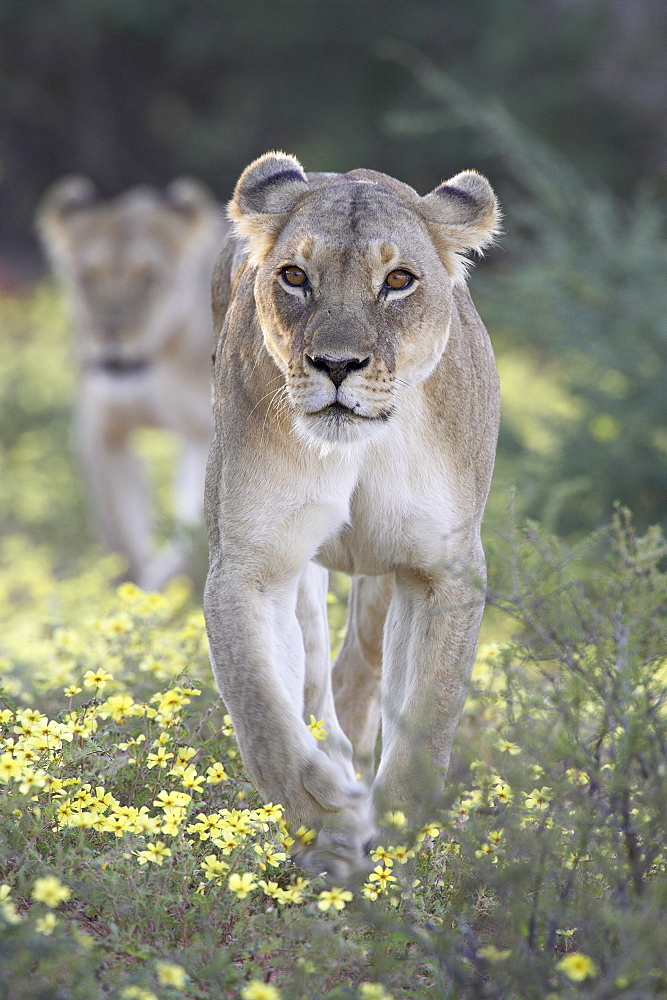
386, 53, 667, 534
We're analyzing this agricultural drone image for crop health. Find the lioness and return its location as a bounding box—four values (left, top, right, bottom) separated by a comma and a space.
38, 178, 225, 589
204, 152, 500, 880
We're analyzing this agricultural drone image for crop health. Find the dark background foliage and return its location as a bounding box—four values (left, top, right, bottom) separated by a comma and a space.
3, 0, 667, 268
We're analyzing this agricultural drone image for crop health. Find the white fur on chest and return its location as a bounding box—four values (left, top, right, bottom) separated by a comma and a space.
316, 400, 459, 576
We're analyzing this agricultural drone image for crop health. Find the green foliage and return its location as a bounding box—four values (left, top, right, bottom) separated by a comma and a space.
386, 55, 667, 533
2, 0, 666, 254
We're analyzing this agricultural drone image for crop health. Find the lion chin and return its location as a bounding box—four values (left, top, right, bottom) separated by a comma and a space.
294, 403, 393, 451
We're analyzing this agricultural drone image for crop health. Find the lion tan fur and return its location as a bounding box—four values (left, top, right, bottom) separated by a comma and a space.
204, 152, 501, 881
38, 177, 225, 589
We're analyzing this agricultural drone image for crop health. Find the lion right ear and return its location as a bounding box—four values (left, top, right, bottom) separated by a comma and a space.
36, 176, 97, 262
228, 152, 309, 264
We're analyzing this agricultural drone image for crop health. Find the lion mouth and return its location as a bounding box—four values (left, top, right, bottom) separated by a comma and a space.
294, 399, 393, 447
316, 402, 391, 422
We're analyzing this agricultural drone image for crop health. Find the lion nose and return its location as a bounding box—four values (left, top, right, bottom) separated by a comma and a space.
306, 354, 370, 388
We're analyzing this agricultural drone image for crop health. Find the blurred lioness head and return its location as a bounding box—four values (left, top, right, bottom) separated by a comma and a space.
38, 176, 221, 371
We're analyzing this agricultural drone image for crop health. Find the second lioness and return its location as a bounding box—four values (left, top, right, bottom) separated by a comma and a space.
39, 178, 224, 590
204, 152, 501, 881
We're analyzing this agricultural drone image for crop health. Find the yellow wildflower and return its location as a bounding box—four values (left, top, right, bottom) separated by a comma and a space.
170, 764, 205, 792
173, 745, 196, 766
0, 753, 23, 781
201, 855, 229, 885
103, 813, 132, 837
524, 787, 552, 810
368, 865, 397, 891
118, 734, 146, 751
82, 668, 114, 690
254, 802, 283, 823
279, 877, 308, 904
155, 962, 187, 988
161, 807, 187, 836
253, 842, 288, 870
370, 845, 392, 864
492, 782, 513, 804
389, 845, 414, 864
497, 738, 521, 754
116, 581, 143, 602
228, 872, 257, 899
121, 986, 158, 1000
307, 715, 328, 741
31, 876, 71, 908
475, 843, 499, 863
359, 984, 393, 1000
135, 841, 172, 865
153, 789, 191, 810
0, 884, 21, 925
205, 761, 228, 783
557, 953, 598, 982
418, 822, 441, 841
212, 830, 240, 855
317, 887, 353, 911
293, 825, 317, 846
241, 981, 281, 1000
381, 810, 407, 828
478, 945, 511, 963
35, 912, 57, 935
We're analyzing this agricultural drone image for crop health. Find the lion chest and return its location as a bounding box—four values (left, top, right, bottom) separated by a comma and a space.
316, 430, 460, 577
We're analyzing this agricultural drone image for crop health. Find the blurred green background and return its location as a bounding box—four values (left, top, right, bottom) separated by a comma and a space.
2, 0, 667, 547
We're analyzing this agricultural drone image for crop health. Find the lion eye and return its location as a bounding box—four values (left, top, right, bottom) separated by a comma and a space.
282, 266, 308, 287
384, 269, 414, 291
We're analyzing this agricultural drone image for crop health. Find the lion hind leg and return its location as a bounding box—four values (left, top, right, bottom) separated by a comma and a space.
76, 414, 152, 585
331, 573, 394, 784
373, 558, 486, 825
298, 562, 357, 783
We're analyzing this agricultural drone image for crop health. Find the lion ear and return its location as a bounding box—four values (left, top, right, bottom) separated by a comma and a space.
420, 170, 501, 283
165, 177, 223, 251
36, 176, 98, 264
228, 151, 309, 264
166, 177, 217, 219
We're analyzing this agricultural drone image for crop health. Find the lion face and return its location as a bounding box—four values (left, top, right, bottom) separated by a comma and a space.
67, 218, 178, 352
253, 183, 457, 446
38, 178, 221, 371
229, 154, 500, 447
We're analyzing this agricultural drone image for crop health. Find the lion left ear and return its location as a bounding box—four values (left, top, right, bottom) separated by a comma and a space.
420, 170, 501, 282
228, 151, 310, 264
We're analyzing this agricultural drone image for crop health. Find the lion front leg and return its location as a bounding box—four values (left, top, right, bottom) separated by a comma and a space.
75, 400, 152, 585
204, 559, 374, 883
372, 551, 487, 827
